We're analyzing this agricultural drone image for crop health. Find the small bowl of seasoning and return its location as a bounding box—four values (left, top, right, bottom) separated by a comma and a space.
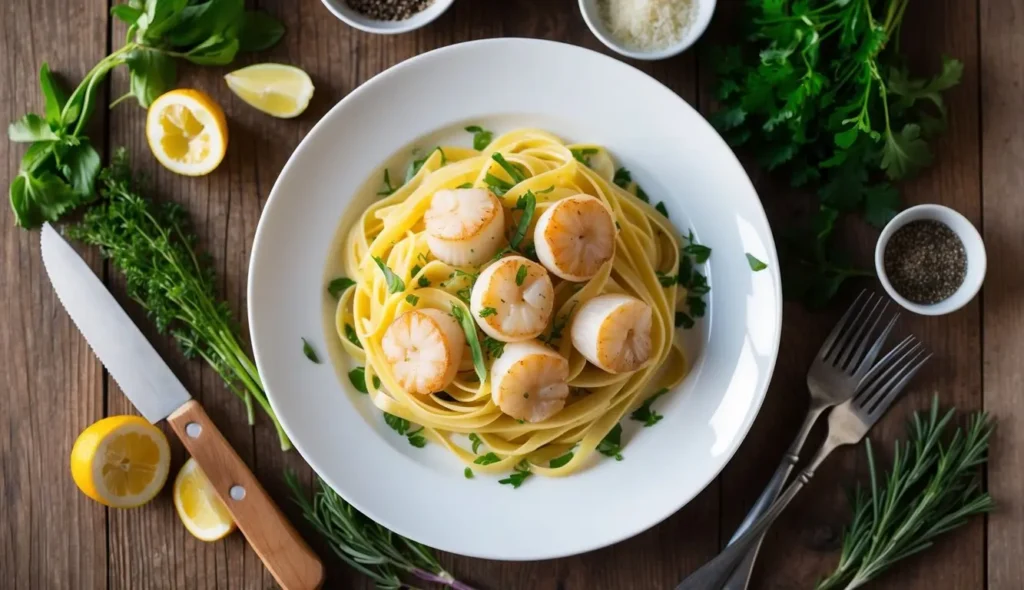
321, 0, 454, 35
579, 0, 716, 60
875, 204, 986, 316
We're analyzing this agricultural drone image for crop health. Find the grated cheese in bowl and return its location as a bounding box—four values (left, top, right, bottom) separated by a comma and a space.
598, 0, 695, 52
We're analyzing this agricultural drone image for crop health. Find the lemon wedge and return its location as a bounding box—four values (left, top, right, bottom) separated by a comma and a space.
146, 89, 228, 176
173, 457, 236, 542
70, 415, 171, 508
224, 63, 314, 118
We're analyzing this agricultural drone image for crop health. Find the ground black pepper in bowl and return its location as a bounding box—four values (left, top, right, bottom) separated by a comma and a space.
347, 0, 434, 20
883, 220, 967, 304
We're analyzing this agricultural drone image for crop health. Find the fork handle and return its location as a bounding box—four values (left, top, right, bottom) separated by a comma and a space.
675, 435, 842, 590
721, 406, 826, 589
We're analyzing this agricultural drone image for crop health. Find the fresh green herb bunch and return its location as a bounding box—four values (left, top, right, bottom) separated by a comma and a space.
8, 0, 284, 228
68, 149, 290, 449
816, 397, 993, 589
286, 472, 478, 590
711, 0, 961, 306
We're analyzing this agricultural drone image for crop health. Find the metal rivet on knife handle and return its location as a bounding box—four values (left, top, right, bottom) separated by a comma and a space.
230, 485, 247, 501
186, 422, 202, 438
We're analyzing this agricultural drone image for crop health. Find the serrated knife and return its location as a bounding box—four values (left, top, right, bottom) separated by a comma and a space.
40, 223, 323, 590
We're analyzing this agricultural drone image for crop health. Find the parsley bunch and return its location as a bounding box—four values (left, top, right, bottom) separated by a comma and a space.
711, 0, 961, 305
8, 0, 284, 228
68, 150, 290, 449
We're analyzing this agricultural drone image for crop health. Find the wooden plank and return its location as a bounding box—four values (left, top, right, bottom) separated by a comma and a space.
712, 0, 984, 588
980, 0, 1024, 587
0, 1, 108, 589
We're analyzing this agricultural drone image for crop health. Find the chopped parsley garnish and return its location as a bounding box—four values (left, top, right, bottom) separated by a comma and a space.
498, 460, 532, 489
597, 423, 625, 461
535, 185, 555, 194
747, 253, 768, 271
372, 256, 405, 293
478, 307, 497, 318
510, 191, 536, 250
484, 173, 513, 196
384, 412, 409, 434
469, 433, 483, 454
327, 277, 355, 298
405, 294, 419, 306
301, 338, 320, 364
417, 276, 431, 288
407, 427, 427, 448
630, 388, 669, 427
464, 467, 474, 479
451, 268, 479, 282
482, 336, 505, 359
636, 185, 650, 203
455, 287, 472, 304
456, 182, 473, 189
549, 452, 574, 468
613, 167, 632, 188
655, 201, 669, 218
683, 236, 712, 264
675, 312, 694, 329
515, 264, 527, 286
405, 147, 446, 183
571, 147, 599, 166
348, 367, 380, 394
474, 452, 501, 465
491, 152, 526, 183
344, 323, 362, 348
465, 125, 493, 150
377, 169, 397, 196
541, 303, 576, 347
656, 271, 677, 287
410, 264, 422, 277
687, 295, 707, 318
450, 304, 486, 383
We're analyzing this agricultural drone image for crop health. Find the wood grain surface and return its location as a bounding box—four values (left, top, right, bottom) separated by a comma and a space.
1, 0, 1020, 589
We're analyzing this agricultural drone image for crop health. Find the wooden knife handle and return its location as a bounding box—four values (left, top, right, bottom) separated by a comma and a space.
167, 400, 324, 590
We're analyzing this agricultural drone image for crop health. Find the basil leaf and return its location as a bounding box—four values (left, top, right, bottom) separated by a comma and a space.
38, 64, 67, 127
185, 35, 240, 66
465, 125, 493, 150
347, 366, 379, 393
343, 323, 362, 349
141, 0, 189, 42
474, 452, 500, 465
9, 171, 79, 228
549, 452, 573, 468
126, 48, 177, 108
327, 277, 355, 298
8, 114, 58, 143
165, 0, 242, 47
301, 338, 320, 364
110, 4, 143, 26
372, 256, 405, 293
746, 253, 768, 271
62, 141, 101, 198
491, 153, 526, 183
239, 11, 285, 52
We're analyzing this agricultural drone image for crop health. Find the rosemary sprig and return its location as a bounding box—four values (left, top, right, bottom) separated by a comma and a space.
285, 472, 478, 590
815, 397, 994, 590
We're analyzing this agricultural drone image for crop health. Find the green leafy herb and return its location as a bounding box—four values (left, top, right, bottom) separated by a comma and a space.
384, 412, 409, 435
483, 173, 513, 197
404, 147, 445, 183
549, 452, 574, 469
636, 185, 650, 203
406, 427, 427, 448
677, 232, 711, 328
464, 467, 474, 479
710, 2, 960, 306
417, 276, 431, 288
683, 238, 712, 264
491, 152, 526, 184
630, 388, 668, 427
675, 312, 694, 329
455, 287, 471, 304
655, 202, 669, 218
541, 304, 575, 347
498, 460, 533, 489
510, 190, 537, 250
348, 367, 380, 394
468, 433, 484, 454
474, 452, 501, 465
535, 185, 555, 194
327, 277, 355, 298
377, 169, 397, 196
597, 423, 625, 461
613, 167, 632, 188
482, 336, 505, 360
571, 147, 599, 166
478, 307, 497, 318
465, 125, 493, 150
405, 294, 419, 306
69, 151, 290, 449
815, 398, 993, 590
344, 323, 362, 349
456, 182, 474, 189
512, 264, 527, 287
747, 253, 768, 272
372, 256, 405, 293
450, 304, 487, 383
657, 271, 677, 287
286, 473, 475, 590
302, 338, 320, 364
8, 5, 284, 228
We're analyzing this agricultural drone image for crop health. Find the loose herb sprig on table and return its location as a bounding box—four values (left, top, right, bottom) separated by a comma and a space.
816, 397, 993, 589
68, 150, 290, 449
7, 0, 284, 228
711, 0, 961, 306
286, 473, 478, 590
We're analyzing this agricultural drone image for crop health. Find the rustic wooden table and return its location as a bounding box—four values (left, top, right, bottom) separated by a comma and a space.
2, 0, 1021, 588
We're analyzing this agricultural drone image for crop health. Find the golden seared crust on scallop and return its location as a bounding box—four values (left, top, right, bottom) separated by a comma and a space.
470, 256, 554, 342
571, 294, 653, 374
490, 340, 570, 423
425, 188, 506, 265
534, 194, 616, 282
382, 308, 466, 394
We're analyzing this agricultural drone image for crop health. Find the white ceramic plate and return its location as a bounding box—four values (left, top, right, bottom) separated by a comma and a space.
248, 38, 782, 561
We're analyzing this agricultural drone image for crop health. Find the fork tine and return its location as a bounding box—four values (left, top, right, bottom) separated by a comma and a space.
818, 290, 867, 361
854, 341, 923, 410
850, 310, 899, 379
865, 351, 932, 419
837, 297, 889, 372
857, 335, 916, 390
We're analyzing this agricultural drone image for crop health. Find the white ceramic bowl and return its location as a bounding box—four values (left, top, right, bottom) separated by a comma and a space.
578, 0, 716, 60
875, 204, 986, 316
320, 0, 454, 35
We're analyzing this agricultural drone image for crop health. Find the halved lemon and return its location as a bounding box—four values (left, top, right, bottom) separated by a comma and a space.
173, 457, 236, 542
70, 415, 171, 508
224, 63, 314, 119
146, 89, 228, 176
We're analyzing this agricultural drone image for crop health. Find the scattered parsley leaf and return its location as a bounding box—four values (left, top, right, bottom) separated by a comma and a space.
483, 336, 505, 360
571, 147, 599, 166
510, 191, 536, 250
746, 253, 768, 271
301, 338, 320, 364
484, 173, 513, 196
348, 367, 380, 394
498, 460, 532, 489
630, 388, 668, 427
515, 264, 528, 286
384, 412, 409, 435
407, 427, 427, 448
613, 167, 632, 188
450, 304, 487, 383
417, 276, 431, 288
675, 312, 694, 329
636, 185, 650, 203
405, 294, 419, 306
597, 423, 624, 461
491, 152, 526, 185
456, 182, 473, 189
372, 256, 405, 293
657, 271, 677, 287
344, 323, 362, 349
465, 125, 493, 150
683, 243, 712, 264
377, 169, 397, 196
549, 452, 574, 469
327, 277, 355, 298
541, 303, 576, 347
535, 185, 555, 194
464, 467, 474, 479
474, 452, 501, 465
469, 433, 483, 454
478, 307, 497, 318
655, 202, 669, 218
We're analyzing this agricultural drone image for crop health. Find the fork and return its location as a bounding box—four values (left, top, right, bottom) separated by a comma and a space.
721, 292, 898, 590
675, 336, 931, 590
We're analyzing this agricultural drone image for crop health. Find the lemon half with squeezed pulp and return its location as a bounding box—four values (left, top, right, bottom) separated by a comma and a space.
70, 415, 171, 508
146, 89, 228, 176
224, 63, 314, 119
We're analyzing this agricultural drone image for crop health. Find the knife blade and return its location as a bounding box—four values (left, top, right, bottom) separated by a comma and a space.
40, 223, 323, 590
